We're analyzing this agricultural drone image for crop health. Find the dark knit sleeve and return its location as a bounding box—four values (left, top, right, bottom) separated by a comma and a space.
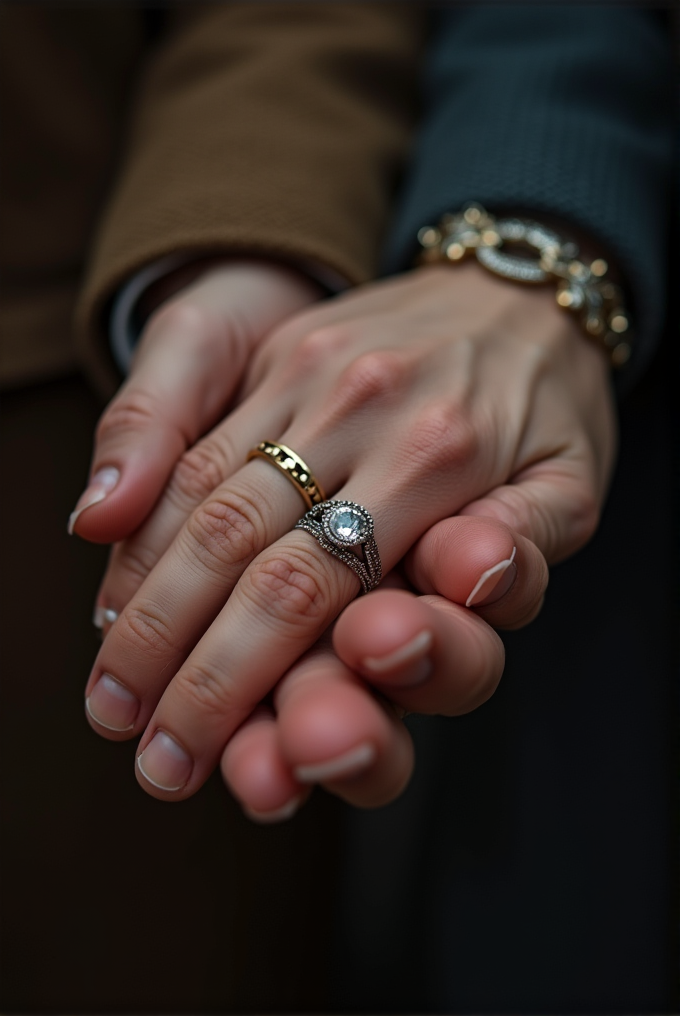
382, 7, 676, 392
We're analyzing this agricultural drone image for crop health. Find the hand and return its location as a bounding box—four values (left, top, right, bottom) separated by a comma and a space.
68, 258, 324, 543
222, 514, 549, 820
78, 259, 549, 819
82, 262, 616, 807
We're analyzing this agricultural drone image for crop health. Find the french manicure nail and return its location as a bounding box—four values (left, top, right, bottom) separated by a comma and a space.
294, 743, 376, 784
68, 467, 120, 535
86, 673, 140, 732
362, 629, 433, 686
93, 605, 119, 630
466, 547, 517, 607
244, 796, 302, 824
137, 731, 193, 791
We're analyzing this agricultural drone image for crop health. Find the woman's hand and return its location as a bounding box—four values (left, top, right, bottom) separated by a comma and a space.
81, 262, 617, 805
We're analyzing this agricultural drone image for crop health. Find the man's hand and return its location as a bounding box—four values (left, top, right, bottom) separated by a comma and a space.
68, 259, 323, 542
221, 514, 549, 820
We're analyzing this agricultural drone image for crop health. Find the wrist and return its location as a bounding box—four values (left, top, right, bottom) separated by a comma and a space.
110, 256, 325, 375
417, 203, 632, 367
138, 256, 324, 324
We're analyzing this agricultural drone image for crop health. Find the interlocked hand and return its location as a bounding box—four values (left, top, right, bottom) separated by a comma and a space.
74, 260, 616, 816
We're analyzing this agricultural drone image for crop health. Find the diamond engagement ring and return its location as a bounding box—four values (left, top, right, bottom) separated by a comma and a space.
294, 500, 382, 594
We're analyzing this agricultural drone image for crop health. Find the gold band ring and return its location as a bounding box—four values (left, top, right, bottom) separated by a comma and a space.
247, 441, 326, 510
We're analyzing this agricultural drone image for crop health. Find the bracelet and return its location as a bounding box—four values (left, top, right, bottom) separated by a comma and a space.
416, 203, 632, 367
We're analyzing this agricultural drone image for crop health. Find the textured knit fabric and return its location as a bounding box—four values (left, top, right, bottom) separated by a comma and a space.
0, 6, 146, 389
0, 3, 424, 396
383, 6, 677, 393
74, 3, 424, 396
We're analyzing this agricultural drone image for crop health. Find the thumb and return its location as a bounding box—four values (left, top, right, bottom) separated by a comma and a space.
69, 261, 322, 543
457, 461, 602, 565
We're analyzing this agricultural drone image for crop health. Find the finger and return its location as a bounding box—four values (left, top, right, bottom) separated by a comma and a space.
69, 303, 243, 544
220, 707, 310, 823
88, 345, 443, 752
225, 642, 414, 812
276, 645, 414, 808
83, 453, 321, 744
84, 416, 364, 747
128, 488, 461, 803
333, 587, 506, 717
224, 580, 511, 817
92, 393, 293, 623
402, 515, 549, 630
94, 465, 425, 798
457, 461, 602, 565
125, 527, 361, 801
70, 262, 319, 544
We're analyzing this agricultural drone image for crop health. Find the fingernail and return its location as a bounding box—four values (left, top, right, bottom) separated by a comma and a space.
466, 547, 517, 607
294, 743, 376, 784
93, 605, 119, 630
68, 467, 120, 535
86, 673, 140, 732
243, 796, 302, 824
137, 731, 193, 791
362, 629, 433, 686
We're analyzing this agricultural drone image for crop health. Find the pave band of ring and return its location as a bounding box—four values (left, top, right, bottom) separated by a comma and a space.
247, 441, 326, 510
294, 500, 382, 595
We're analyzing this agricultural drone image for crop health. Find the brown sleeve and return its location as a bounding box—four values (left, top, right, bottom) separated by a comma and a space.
75, 2, 426, 396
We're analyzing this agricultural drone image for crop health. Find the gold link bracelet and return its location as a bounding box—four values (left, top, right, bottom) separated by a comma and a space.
417, 203, 632, 367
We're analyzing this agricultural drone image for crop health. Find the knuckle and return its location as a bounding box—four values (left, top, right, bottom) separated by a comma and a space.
407, 402, 480, 473
288, 325, 351, 376
117, 602, 176, 659
176, 659, 236, 716
170, 440, 230, 506
330, 350, 408, 414
247, 549, 331, 629
147, 298, 218, 349
522, 483, 600, 562
96, 388, 158, 443
184, 494, 262, 574
111, 540, 158, 588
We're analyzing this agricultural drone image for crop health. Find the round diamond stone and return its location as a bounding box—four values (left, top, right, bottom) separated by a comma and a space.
326, 506, 368, 546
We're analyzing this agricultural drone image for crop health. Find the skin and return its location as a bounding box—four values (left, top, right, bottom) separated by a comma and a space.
74, 258, 616, 819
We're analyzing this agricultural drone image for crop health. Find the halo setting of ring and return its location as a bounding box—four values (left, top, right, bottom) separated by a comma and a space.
294, 500, 381, 595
